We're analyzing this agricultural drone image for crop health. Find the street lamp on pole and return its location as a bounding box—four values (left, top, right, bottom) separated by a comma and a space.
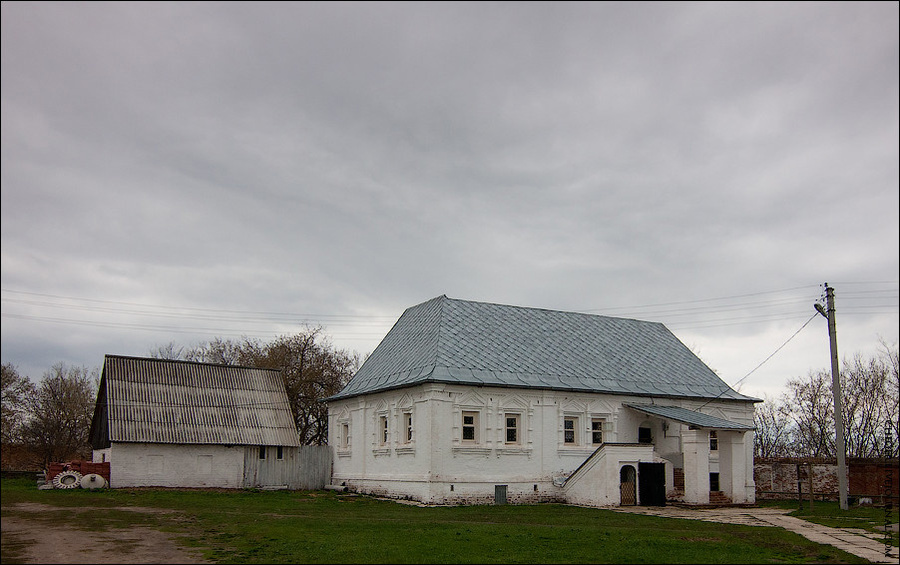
815, 282, 849, 510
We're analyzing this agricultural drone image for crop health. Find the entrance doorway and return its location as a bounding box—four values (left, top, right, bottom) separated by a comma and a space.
619, 465, 636, 505
638, 462, 666, 506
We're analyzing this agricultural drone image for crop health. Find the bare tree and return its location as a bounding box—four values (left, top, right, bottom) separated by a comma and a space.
184, 336, 256, 365
753, 394, 794, 458
261, 330, 357, 445
20, 363, 98, 467
779, 342, 899, 458
877, 339, 899, 457
185, 328, 358, 445
2, 363, 35, 445
783, 370, 835, 457
840, 350, 894, 457
148, 341, 186, 360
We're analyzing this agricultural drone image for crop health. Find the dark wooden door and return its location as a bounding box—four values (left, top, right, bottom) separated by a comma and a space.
638, 462, 666, 506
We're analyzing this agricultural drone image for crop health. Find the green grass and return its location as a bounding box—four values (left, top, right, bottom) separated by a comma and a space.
758, 498, 899, 545
0, 477, 878, 564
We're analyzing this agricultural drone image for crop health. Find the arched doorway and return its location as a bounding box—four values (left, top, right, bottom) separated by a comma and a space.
620, 465, 637, 505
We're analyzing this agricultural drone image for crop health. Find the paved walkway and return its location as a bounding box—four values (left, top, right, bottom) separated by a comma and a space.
612, 505, 899, 564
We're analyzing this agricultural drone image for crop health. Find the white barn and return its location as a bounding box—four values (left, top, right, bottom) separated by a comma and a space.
89, 355, 312, 489
327, 296, 758, 507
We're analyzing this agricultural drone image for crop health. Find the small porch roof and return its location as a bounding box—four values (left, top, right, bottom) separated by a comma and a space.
625, 404, 755, 431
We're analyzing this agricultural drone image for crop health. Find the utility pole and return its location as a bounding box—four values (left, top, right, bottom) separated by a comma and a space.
815, 283, 849, 510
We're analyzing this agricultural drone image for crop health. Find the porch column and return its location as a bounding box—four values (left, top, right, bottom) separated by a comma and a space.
682, 429, 710, 504
719, 430, 751, 504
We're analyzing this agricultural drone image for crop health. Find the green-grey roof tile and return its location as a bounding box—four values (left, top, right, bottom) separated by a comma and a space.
330, 295, 757, 402
625, 404, 755, 430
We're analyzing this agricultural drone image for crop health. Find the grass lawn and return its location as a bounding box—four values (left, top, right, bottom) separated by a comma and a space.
0, 477, 884, 564
757, 498, 898, 545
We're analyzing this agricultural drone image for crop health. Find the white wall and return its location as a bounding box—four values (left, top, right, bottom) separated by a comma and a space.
104, 443, 245, 488
329, 383, 756, 506
562, 443, 656, 506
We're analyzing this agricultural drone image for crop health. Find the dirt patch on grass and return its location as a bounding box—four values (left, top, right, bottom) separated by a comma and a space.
1, 502, 209, 564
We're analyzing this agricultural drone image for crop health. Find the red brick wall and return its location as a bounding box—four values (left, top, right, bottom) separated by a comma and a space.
848, 457, 898, 498
673, 468, 685, 492
755, 457, 898, 503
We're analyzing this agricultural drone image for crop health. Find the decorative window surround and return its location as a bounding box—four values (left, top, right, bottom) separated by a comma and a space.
337, 420, 351, 452
461, 410, 480, 444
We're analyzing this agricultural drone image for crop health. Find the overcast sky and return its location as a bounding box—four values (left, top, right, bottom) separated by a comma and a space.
2, 1, 897, 401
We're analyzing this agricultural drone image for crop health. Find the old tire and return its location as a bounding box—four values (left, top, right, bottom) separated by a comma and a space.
80, 473, 107, 489
51, 470, 83, 489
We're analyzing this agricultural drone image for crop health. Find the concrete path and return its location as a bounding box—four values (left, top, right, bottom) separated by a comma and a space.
612, 506, 899, 564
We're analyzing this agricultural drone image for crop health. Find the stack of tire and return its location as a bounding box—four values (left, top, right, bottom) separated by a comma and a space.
50, 470, 108, 489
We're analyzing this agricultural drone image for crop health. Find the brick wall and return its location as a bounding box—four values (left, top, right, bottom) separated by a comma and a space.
673, 467, 685, 492
849, 457, 898, 498
755, 457, 898, 503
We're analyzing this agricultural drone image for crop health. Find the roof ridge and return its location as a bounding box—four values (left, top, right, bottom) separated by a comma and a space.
434, 295, 447, 367
103, 353, 279, 373
436, 295, 666, 327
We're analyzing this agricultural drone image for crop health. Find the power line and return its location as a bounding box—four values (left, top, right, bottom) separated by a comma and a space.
0, 313, 390, 341
577, 283, 897, 317
698, 312, 819, 409
0, 288, 396, 321
576, 284, 821, 314
730, 313, 819, 389
3, 284, 895, 355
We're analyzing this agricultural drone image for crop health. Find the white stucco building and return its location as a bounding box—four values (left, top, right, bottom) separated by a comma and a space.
327, 296, 759, 507
89, 355, 308, 489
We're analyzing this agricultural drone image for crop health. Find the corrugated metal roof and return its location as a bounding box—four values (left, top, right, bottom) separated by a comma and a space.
96, 355, 301, 446
329, 295, 758, 403
624, 404, 755, 430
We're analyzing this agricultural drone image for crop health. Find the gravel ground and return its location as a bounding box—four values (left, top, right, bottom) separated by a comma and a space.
1, 502, 209, 564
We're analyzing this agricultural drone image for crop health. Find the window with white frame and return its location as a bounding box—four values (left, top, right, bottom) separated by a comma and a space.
564, 416, 578, 445
404, 412, 413, 443
591, 418, 604, 445
505, 413, 520, 444
340, 421, 350, 448
709, 430, 718, 451
462, 411, 479, 443
379, 415, 389, 445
